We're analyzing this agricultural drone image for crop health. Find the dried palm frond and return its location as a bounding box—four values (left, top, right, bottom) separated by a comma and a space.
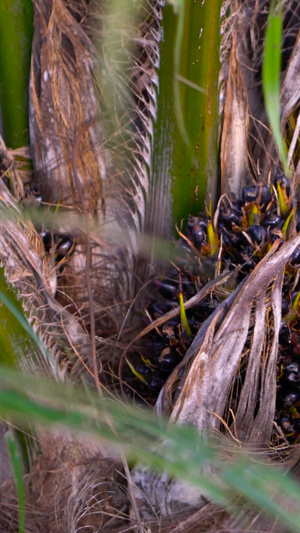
168, 238, 298, 443
0, 431, 127, 533
29, 0, 163, 349
0, 135, 131, 531
221, 32, 250, 198
0, 135, 97, 381
130, 237, 300, 519
220, 0, 300, 197
0, 138, 26, 201
30, 0, 105, 211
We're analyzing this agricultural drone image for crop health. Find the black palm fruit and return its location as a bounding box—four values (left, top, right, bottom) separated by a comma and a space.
274, 173, 291, 197
247, 224, 267, 246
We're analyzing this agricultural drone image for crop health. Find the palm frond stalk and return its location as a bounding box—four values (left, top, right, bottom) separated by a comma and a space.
0, 0, 33, 148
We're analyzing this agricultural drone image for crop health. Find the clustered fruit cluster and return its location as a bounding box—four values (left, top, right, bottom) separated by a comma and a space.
126, 172, 300, 443
23, 180, 74, 272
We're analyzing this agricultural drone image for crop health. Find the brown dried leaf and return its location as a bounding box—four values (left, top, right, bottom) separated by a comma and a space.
169, 237, 300, 444
0, 169, 94, 380
0, 137, 26, 201
29, 0, 105, 213
29, 1, 163, 340
131, 238, 300, 520
281, 31, 300, 127
221, 33, 250, 199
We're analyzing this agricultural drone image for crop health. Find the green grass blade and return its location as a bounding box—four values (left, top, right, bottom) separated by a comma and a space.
0, 268, 35, 368
223, 460, 300, 532
5, 431, 25, 533
1, 366, 300, 529
0, 270, 50, 473
262, 0, 289, 176
0, 0, 33, 148
0, 268, 57, 373
0, 379, 232, 507
0, 288, 45, 360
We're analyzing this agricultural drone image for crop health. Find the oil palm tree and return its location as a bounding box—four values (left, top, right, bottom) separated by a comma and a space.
0, 0, 300, 531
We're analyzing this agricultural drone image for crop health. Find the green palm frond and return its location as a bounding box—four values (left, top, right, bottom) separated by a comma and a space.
0, 1, 33, 148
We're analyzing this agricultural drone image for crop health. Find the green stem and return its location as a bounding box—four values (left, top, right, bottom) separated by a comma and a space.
0, 0, 33, 148
149, 1, 222, 240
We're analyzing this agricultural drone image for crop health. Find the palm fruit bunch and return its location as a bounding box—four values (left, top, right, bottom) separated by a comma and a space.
20, 179, 75, 277
124, 172, 300, 443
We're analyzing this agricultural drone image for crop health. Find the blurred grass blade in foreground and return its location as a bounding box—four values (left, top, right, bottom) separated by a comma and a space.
1, 366, 300, 531
262, 0, 289, 176
5, 431, 25, 533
